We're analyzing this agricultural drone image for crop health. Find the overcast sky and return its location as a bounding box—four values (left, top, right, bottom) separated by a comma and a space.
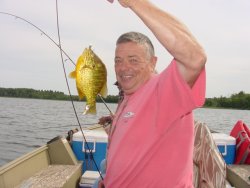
0, 0, 249, 98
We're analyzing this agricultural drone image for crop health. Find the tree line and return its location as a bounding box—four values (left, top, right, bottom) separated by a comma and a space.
0, 87, 250, 109
0, 87, 119, 103
204, 91, 250, 110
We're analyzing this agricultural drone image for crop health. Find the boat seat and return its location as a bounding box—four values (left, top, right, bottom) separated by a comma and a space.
193, 121, 227, 187
227, 165, 250, 188
0, 137, 82, 188
16, 164, 82, 188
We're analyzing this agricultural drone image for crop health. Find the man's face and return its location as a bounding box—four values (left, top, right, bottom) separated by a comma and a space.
114, 42, 155, 95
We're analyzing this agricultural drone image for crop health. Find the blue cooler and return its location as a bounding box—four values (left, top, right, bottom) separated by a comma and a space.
72, 128, 108, 173
212, 133, 236, 164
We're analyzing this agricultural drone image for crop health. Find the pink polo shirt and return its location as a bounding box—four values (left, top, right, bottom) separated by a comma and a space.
104, 60, 206, 188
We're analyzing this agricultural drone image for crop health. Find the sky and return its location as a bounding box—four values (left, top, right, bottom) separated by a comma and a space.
0, 0, 250, 98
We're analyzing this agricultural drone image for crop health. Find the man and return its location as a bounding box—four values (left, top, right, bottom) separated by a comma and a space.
100, 0, 206, 187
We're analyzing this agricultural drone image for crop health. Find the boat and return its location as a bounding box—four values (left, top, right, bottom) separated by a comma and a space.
0, 122, 249, 188
0, 135, 82, 188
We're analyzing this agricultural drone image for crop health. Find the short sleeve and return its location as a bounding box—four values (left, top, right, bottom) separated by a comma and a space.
156, 60, 206, 129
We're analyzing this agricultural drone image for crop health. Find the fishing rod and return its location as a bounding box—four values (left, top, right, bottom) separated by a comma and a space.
1, 5, 113, 120
1, 2, 112, 180
0, 10, 113, 105
55, 0, 104, 180
0, 11, 75, 66
0, 11, 113, 114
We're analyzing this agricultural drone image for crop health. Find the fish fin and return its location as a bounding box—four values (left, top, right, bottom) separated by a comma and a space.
77, 87, 85, 100
69, 71, 76, 78
99, 82, 108, 98
83, 104, 96, 115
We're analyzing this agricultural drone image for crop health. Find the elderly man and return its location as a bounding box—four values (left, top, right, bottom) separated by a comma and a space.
99, 0, 206, 187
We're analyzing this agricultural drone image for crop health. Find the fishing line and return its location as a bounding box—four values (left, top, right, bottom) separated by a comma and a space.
98, 94, 113, 115
0, 11, 112, 113
0, 11, 113, 114
1, 6, 113, 179
55, 0, 103, 180
0, 11, 75, 66
38, 123, 98, 130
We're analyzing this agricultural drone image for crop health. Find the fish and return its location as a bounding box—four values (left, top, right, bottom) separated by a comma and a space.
69, 46, 107, 115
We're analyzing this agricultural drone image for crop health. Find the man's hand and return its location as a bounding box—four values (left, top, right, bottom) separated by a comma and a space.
106, 0, 114, 3
118, 0, 136, 8
98, 180, 105, 188
98, 116, 112, 126
98, 116, 113, 134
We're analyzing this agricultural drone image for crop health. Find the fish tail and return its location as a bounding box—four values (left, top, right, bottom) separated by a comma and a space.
99, 82, 108, 98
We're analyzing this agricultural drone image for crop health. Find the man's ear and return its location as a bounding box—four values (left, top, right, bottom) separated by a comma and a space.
150, 56, 157, 72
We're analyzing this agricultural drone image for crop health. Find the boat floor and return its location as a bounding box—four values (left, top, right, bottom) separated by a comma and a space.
15, 164, 81, 188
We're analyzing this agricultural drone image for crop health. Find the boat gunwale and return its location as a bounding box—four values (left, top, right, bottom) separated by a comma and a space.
0, 145, 48, 174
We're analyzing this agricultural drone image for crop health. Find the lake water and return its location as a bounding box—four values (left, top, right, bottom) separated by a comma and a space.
1, 97, 250, 167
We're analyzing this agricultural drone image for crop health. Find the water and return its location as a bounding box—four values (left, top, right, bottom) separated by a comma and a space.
0, 97, 117, 167
1, 97, 250, 167
194, 108, 250, 134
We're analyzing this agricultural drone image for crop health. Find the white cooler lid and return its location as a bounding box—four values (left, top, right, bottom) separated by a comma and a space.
73, 128, 108, 142
212, 133, 236, 145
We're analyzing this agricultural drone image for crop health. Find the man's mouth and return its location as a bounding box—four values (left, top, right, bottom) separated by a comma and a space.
120, 74, 133, 81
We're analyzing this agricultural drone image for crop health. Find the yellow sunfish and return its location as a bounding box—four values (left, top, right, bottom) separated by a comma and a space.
69, 46, 107, 114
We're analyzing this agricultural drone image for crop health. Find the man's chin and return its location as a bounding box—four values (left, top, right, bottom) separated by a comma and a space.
122, 86, 137, 95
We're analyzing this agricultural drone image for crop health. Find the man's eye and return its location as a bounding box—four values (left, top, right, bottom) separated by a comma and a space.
115, 59, 122, 64
129, 59, 138, 64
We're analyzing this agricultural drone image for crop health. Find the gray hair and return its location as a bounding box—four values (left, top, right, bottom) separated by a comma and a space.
116, 31, 155, 59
